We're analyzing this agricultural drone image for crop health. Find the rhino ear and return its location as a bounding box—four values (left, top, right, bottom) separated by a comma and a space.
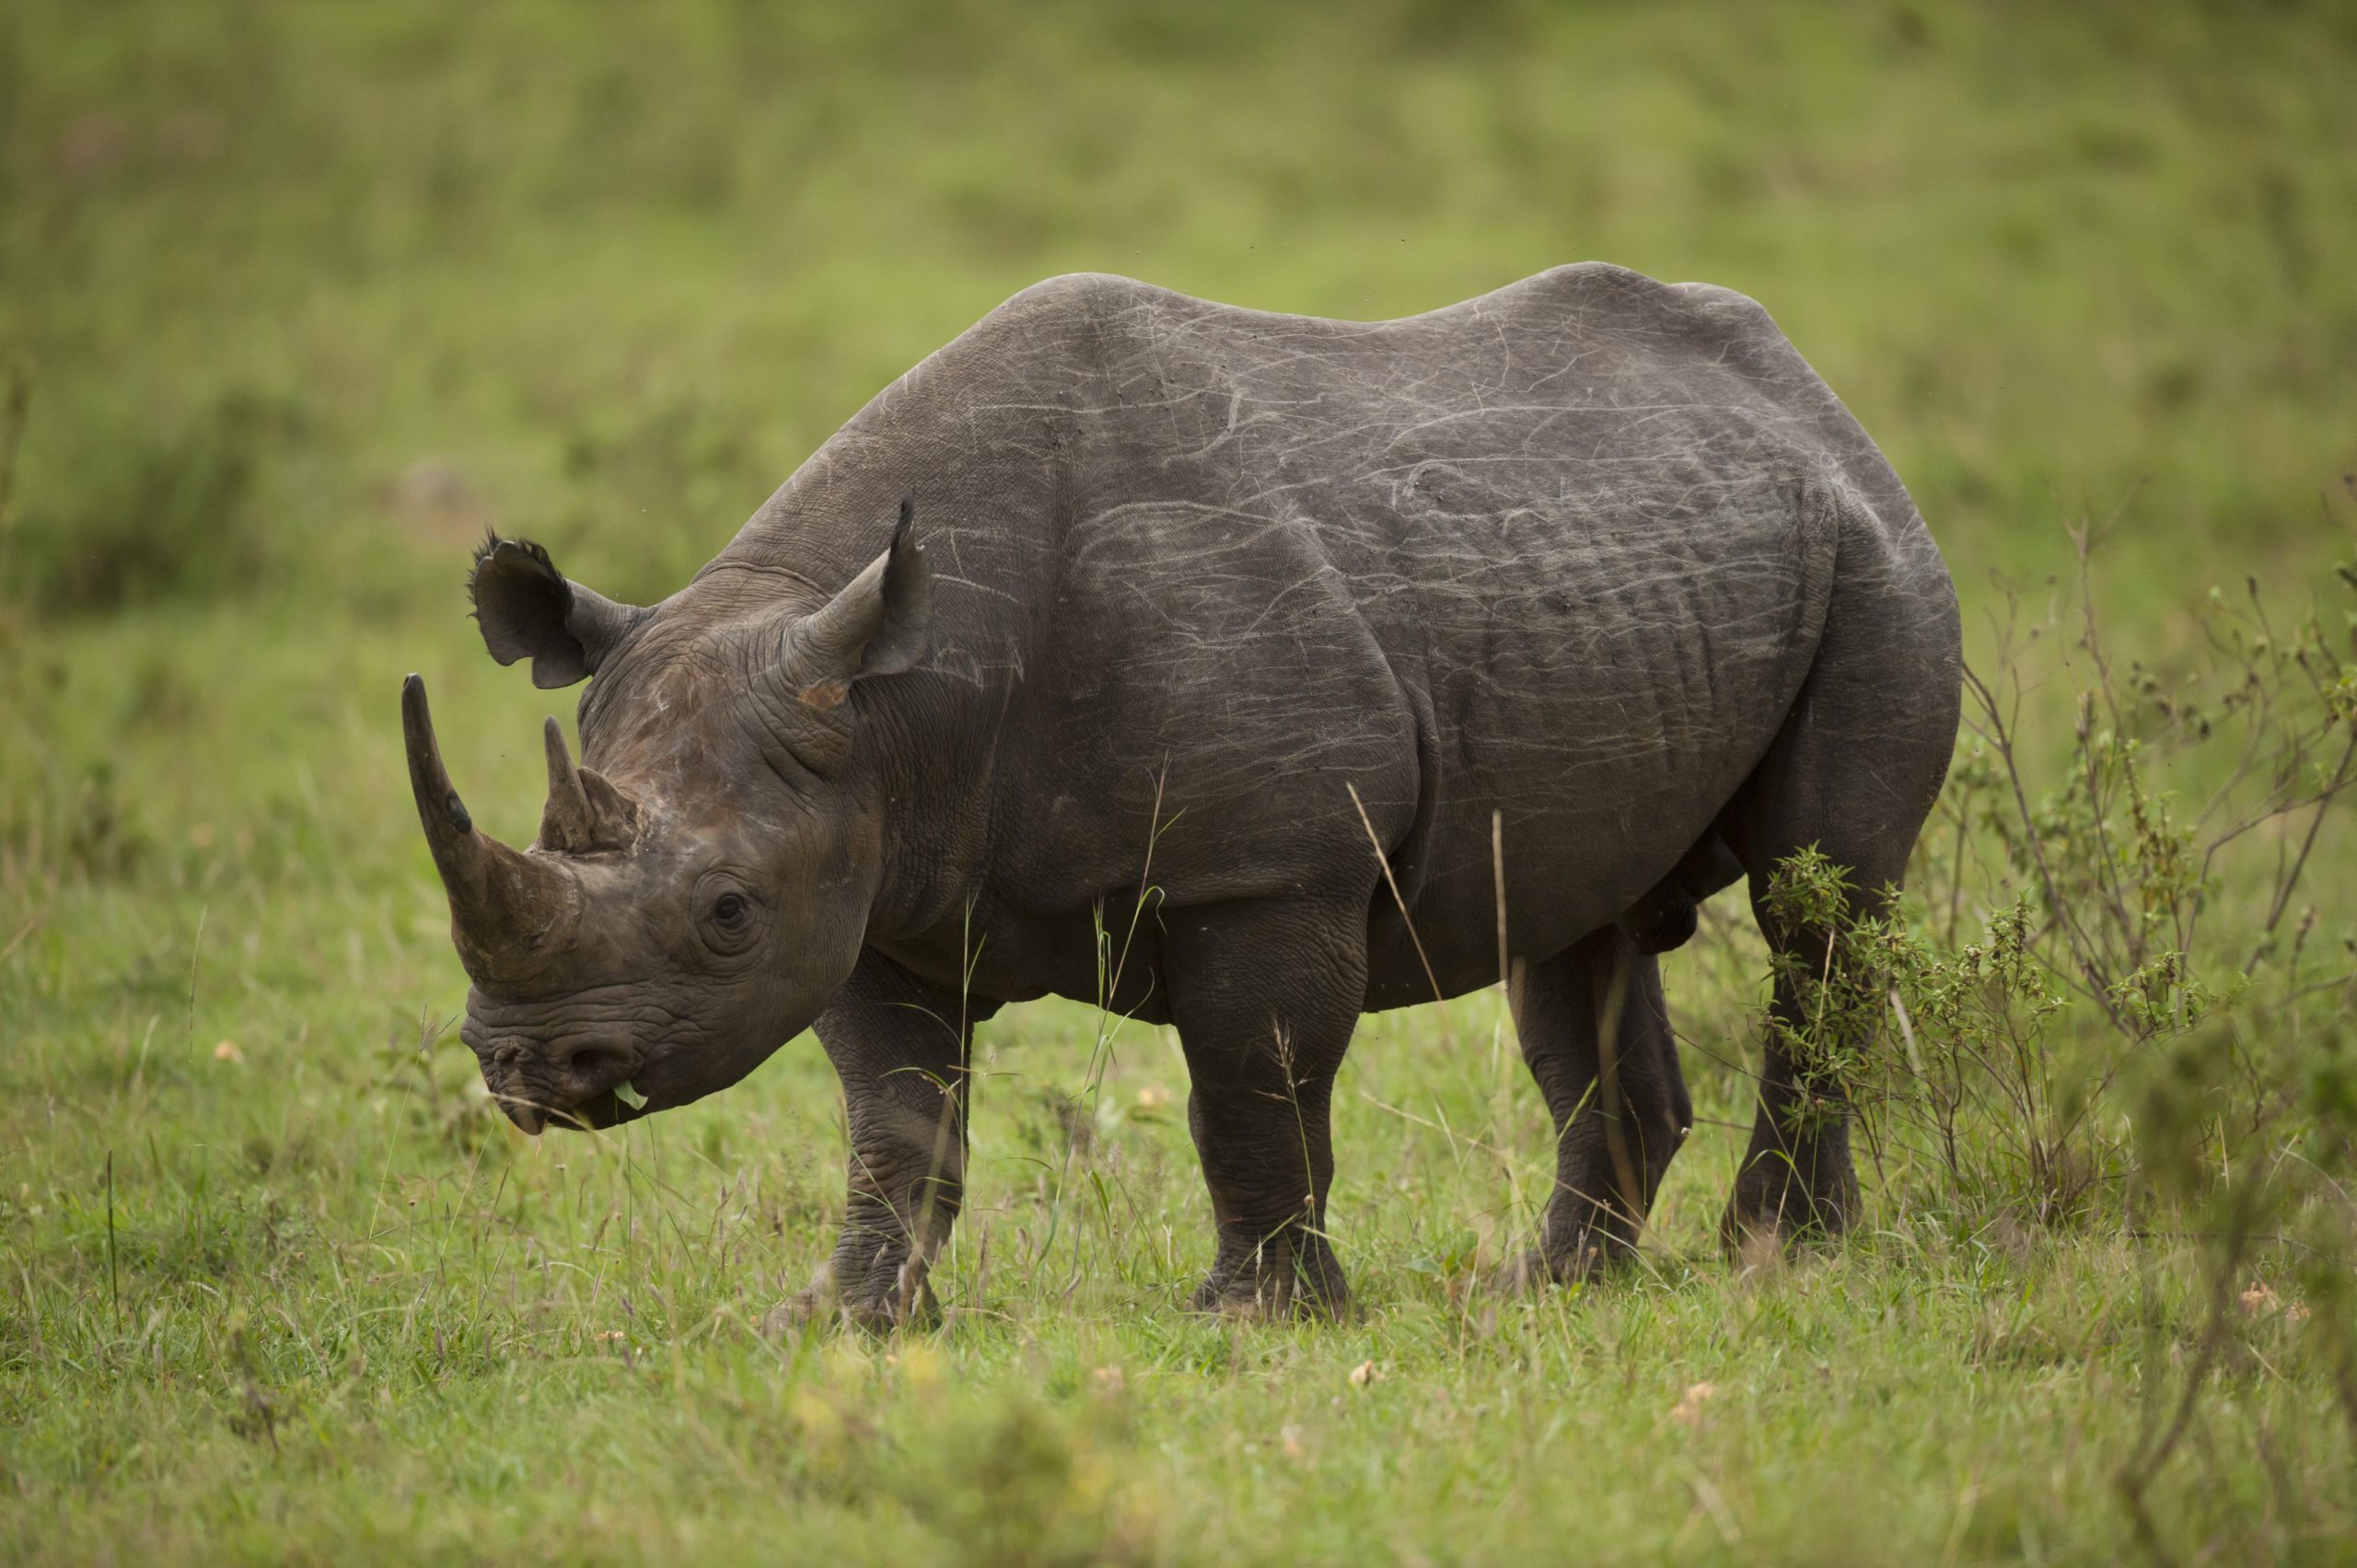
779, 496, 933, 706
469, 535, 644, 689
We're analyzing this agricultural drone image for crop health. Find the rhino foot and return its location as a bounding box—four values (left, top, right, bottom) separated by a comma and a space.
1190, 1231, 1351, 1321
1488, 1238, 1615, 1297
761, 1256, 940, 1337
1722, 1127, 1859, 1266
1719, 1197, 1852, 1270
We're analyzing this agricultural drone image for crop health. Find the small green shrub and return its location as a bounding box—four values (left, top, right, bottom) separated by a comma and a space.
1752, 522, 2357, 1547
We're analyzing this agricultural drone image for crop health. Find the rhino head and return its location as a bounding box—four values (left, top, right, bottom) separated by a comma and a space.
403, 499, 931, 1133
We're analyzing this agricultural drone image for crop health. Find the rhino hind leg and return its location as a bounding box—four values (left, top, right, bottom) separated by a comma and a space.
1165, 894, 1368, 1319
1498, 925, 1692, 1290
1719, 537, 1959, 1254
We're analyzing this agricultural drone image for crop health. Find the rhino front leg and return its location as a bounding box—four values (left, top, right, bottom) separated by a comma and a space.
780, 951, 994, 1332
1165, 896, 1366, 1319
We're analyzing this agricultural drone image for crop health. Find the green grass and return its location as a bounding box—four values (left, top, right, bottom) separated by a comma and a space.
6, 2, 2357, 1562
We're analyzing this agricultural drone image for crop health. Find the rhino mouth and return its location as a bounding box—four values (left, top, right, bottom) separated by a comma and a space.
490, 1079, 653, 1134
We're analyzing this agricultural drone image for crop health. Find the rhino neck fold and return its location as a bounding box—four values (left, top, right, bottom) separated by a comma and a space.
844, 670, 1005, 950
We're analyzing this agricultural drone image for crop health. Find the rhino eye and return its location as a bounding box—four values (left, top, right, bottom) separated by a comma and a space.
693, 873, 761, 957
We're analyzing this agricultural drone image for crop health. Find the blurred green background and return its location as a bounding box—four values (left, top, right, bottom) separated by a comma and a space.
6, 0, 2352, 621
6, 2, 2356, 1562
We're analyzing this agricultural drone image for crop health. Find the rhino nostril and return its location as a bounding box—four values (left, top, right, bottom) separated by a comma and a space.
552, 1040, 633, 1086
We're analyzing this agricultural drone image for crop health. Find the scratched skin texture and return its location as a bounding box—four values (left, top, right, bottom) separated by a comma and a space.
403, 263, 1961, 1325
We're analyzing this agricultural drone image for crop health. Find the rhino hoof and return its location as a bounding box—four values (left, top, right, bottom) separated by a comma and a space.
1486, 1242, 1609, 1297
1189, 1238, 1351, 1321
760, 1283, 938, 1338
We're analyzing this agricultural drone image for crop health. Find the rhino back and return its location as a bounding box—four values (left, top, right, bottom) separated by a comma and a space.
1004, 273, 1888, 970
722, 268, 1945, 998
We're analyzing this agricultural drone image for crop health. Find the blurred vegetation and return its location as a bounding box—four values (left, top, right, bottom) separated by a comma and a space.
4, 1, 2356, 1562
5, 0, 2353, 612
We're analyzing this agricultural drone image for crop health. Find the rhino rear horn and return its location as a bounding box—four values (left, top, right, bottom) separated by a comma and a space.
470, 535, 644, 689
401, 675, 580, 984
537, 716, 639, 854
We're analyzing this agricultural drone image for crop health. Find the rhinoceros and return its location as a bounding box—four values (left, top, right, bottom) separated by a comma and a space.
401, 264, 1959, 1325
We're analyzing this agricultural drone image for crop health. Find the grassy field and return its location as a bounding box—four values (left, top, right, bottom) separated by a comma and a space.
6, 2, 2357, 1562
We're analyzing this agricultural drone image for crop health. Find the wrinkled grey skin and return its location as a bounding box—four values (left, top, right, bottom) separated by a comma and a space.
405, 264, 1960, 1328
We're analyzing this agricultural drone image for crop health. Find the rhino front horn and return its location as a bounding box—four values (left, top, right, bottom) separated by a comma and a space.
401, 674, 578, 983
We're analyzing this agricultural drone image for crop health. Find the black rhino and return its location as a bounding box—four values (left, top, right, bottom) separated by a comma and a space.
401, 264, 1960, 1325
